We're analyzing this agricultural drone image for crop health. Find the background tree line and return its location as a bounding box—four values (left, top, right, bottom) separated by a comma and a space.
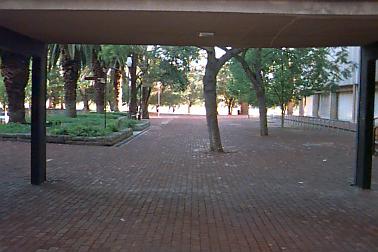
0, 45, 353, 152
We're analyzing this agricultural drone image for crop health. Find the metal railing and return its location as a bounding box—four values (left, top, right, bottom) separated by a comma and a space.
284, 115, 356, 132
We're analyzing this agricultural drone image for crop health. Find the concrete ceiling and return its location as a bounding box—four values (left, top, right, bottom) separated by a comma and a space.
1, 1, 378, 48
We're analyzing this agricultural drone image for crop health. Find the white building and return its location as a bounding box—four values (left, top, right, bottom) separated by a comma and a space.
303, 47, 378, 122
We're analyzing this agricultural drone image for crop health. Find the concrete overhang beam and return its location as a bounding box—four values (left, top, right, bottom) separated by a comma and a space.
0, 1, 378, 48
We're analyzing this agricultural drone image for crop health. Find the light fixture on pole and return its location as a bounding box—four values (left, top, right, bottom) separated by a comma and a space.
157, 82, 162, 118
104, 68, 113, 128
126, 56, 133, 119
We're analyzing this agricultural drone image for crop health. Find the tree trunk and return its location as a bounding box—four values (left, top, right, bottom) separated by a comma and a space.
234, 50, 268, 136
129, 54, 138, 117
227, 98, 233, 115
80, 88, 90, 111
188, 102, 192, 114
256, 91, 268, 136
202, 47, 244, 152
113, 67, 122, 112
0, 51, 30, 123
92, 50, 106, 113
83, 99, 90, 111
141, 86, 151, 119
61, 45, 80, 118
51, 94, 59, 108
240, 102, 249, 115
203, 65, 223, 152
281, 104, 286, 127
253, 50, 269, 136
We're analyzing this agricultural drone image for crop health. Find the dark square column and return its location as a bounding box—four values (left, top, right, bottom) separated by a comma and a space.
355, 44, 378, 189
31, 47, 47, 185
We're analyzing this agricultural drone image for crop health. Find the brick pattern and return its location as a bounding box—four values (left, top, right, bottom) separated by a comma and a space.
0, 115, 377, 251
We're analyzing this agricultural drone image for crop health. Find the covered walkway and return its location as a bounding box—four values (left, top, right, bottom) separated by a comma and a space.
0, 116, 377, 251
1, 0, 378, 188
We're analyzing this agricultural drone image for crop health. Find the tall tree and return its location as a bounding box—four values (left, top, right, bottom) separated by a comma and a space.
233, 49, 269, 135
76, 68, 95, 112
129, 54, 138, 117
230, 47, 352, 132
217, 64, 250, 116
91, 48, 106, 113
140, 46, 199, 118
202, 47, 244, 152
184, 67, 203, 114
47, 66, 64, 109
100, 45, 144, 115
0, 51, 30, 123
267, 47, 352, 127
60, 45, 80, 117
49, 44, 94, 117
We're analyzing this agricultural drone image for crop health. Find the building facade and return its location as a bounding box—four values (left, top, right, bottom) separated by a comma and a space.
303, 47, 378, 122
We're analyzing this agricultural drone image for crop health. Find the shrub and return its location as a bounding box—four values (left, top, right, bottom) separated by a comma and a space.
0, 123, 30, 133
49, 124, 109, 137
1, 113, 139, 137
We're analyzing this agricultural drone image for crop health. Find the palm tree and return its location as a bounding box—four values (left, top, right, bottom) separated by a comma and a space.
0, 51, 30, 123
91, 48, 106, 113
100, 45, 143, 114
49, 44, 93, 117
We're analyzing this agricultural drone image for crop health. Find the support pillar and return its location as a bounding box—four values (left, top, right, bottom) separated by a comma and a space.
31, 48, 47, 185
312, 94, 319, 117
352, 84, 358, 123
355, 44, 378, 189
330, 92, 338, 120
299, 98, 304, 116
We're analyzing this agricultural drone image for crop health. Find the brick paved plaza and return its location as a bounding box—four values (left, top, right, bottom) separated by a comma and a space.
0, 116, 377, 252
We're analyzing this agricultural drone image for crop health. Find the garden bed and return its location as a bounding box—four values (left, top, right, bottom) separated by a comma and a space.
0, 112, 149, 146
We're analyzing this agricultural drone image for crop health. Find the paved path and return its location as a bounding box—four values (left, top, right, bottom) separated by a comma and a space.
0, 115, 377, 252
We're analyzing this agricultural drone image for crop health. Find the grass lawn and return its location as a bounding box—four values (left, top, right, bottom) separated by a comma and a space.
0, 112, 138, 137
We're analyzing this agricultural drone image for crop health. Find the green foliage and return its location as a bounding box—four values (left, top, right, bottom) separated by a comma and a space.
183, 68, 203, 106
265, 47, 352, 108
148, 46, 200, 91
48, 44, 96, 69
149, 86, 184, 107
47, 66, 64, 107
47, 113, 136, 137
218, 64, 251, 105
0, 113, 137, 137
49, 124, 111, 137
229, 47, 353, 109
99, 45, 143, 68
0, 123, 30, 133
117, 117, 138, 129
77, 67, 96, 105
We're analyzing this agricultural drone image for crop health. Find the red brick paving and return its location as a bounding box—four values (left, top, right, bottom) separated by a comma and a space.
0, 115, 377, 252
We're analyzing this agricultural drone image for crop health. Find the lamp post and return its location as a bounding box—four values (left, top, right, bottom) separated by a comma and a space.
157, 82, 162, 117
138, 84, 142, 120
104, 68, 113, 128
126, 56, 133, 119
102, 77, 107, 128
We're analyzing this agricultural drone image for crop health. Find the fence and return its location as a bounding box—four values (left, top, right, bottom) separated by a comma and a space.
284, 115, 356, 132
